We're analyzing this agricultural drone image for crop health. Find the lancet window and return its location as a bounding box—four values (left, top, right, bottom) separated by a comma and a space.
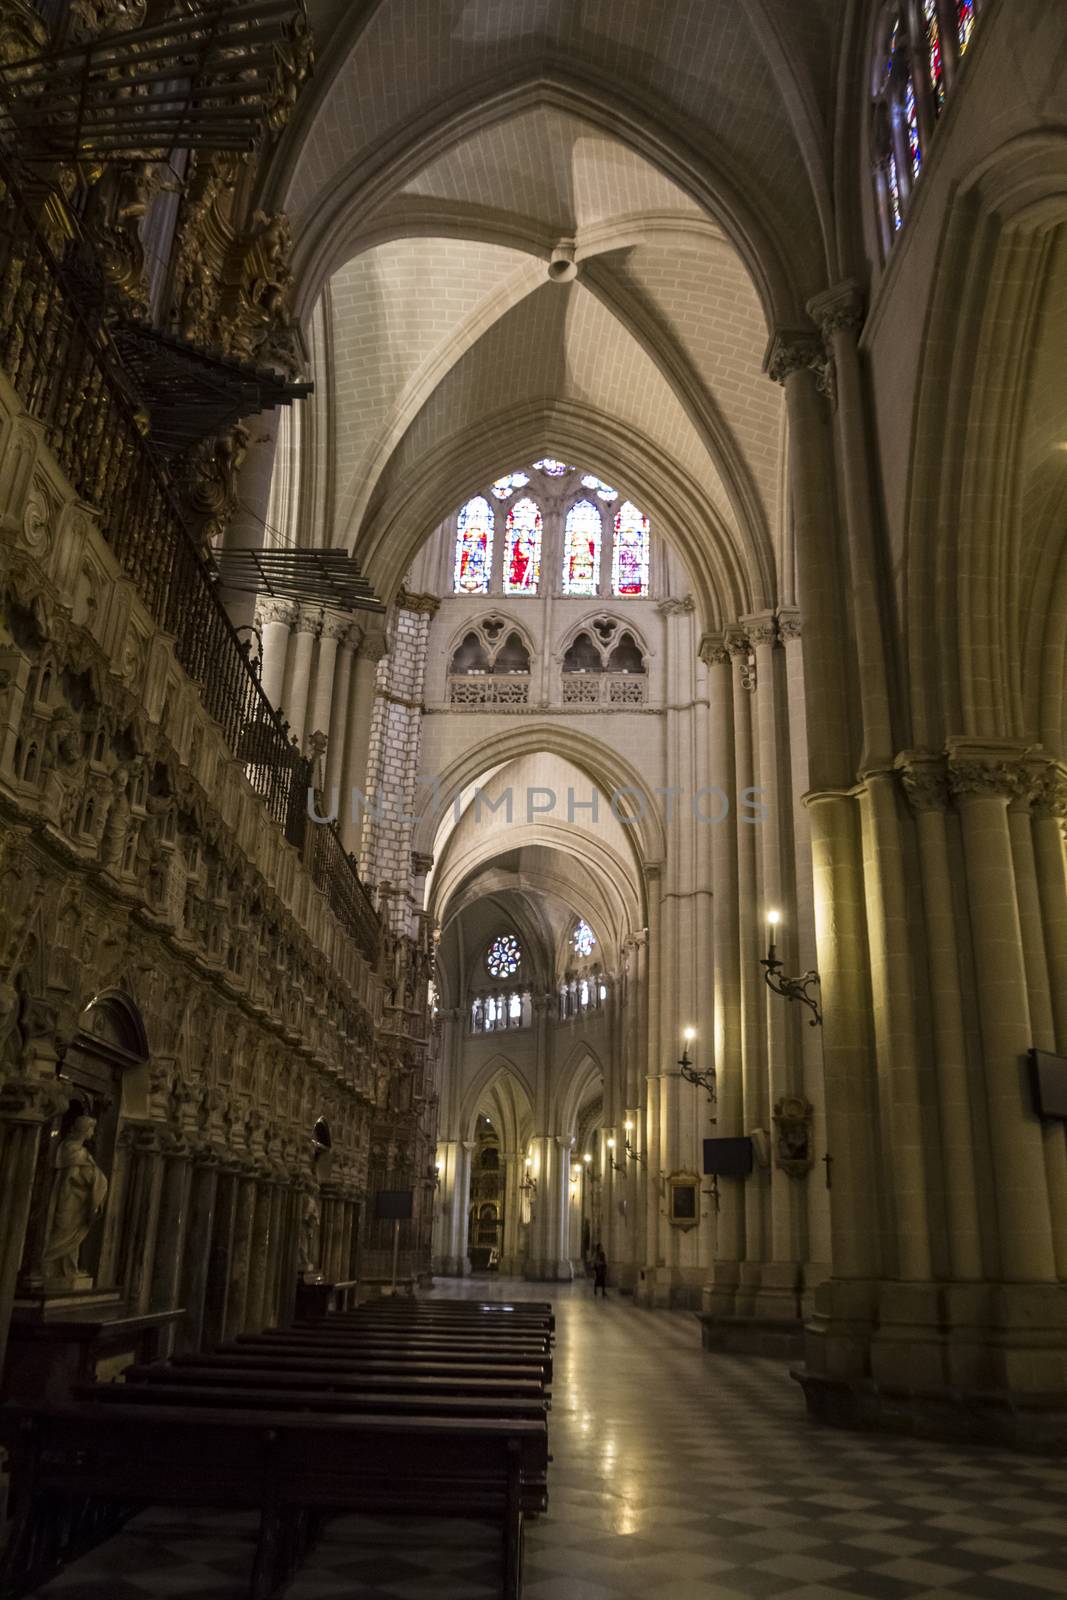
871, 0, 986, 254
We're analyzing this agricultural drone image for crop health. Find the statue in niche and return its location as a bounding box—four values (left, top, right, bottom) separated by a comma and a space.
100, 764, 131, 871
42, 1114, 109, 1284
299, 1190, 322, 1278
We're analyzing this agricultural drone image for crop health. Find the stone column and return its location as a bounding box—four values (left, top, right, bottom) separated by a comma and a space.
702, 636, 743, 1318
0, 1078, 67, 1376
1007, 784, 1067, 1279
282, 607, 320, 754
746, 611, 804, 1320
261, 1177, 288, 1327
256, 598, 298, 713
806, 283, 893, 772
948, 747, 1056, 1284
308, 611, 350, 761
243, 1174, 275, 1332
434, 1140, 472, 1275
500, 1151, 521, 1271
729, 628, 764, 1316
766, 331, 880, 1377
202, 1167, 238, 1349
340, 634, 387, 856
119, 1125, 167, 1315
176, 1149, 220, 1353
325, 625, 358, 794
148, 1132, 193, 1345
223, 1170, 259, 1341
897, 758, 983, 1287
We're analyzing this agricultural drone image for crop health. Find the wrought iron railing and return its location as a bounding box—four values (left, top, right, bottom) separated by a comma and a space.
0, 159, 379, 960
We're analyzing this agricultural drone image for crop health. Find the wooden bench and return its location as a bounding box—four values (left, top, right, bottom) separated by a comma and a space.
0, 1403, 545, 1600
233, 1334, 553, 1382
78, 1379, 547, 1423
126, 1360, 545, 1402
171, 1350, 549, 1384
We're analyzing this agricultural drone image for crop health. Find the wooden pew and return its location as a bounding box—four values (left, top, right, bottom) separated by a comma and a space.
78, 1379, 548, 1423
233, 1334, 553, 1382
0, 1403, 543, 1600
125, 1361, 544, 1402
170, 1350, 549, 1384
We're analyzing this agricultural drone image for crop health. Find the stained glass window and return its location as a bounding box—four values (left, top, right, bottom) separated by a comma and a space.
491, 471, 529, 501
487, 934, 521, 978
454, 496, 494, 594
534, 458, 572, 477
957, 0, 976, 53
923, 0, 944, 110
612, 501, 650, 597
503, 496, 542, 595
573, 919, 596, 958
904, 76, 922, 181
886, 152, 902, 230
581, 473, 618, 503
562, 500, 602, 596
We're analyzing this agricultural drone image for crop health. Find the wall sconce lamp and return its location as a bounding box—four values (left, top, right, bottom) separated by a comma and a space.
606, 1136, 626, 1173
520, 1155, 538, 1197
623, 1119, 646, 1165
677, 1026, 717, 1115
761, 911, 822, 1027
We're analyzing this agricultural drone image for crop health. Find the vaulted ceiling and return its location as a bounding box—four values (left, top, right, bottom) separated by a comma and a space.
267, 0, 853, 624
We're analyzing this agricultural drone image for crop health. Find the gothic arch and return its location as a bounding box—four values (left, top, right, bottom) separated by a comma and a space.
904, 131, 1067, 749
276, 69, 812, 331
414, 722, 669, 879
360, 400, 758, 625
458, 1053, 534, 1145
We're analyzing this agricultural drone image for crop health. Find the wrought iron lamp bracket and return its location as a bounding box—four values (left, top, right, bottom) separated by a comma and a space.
760, 950, 822, 1026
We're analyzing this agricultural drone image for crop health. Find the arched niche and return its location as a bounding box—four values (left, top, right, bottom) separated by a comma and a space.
30, 989, 150, 1293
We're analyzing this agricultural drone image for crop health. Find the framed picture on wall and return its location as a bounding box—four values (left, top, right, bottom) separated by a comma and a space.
667, 1170, 700, 1230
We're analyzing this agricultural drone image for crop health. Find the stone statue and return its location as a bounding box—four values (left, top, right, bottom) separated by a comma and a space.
42, 1115, 109, 1283
299, 1190, 321, 1277
100, 764, 131, 870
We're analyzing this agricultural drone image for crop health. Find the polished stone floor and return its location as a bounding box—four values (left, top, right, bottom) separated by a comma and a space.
35, 1277, 1067, 1600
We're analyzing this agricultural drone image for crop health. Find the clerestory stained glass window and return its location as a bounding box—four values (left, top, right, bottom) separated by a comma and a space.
872, 2, 983, 255
957, 0, 976, 53
535, 458, 572, 476
487, 933, 521, 979
562, 500, 602, 596
503, 497, 542, 595
612, 501, 650, 597
573, 919, 596, 958
923, 0, 945, 110
491, 471, 530, 501
581, 473, 618, 503
454, 496, 494, 594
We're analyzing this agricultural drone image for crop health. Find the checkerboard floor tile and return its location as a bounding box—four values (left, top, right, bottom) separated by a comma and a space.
30, 1278, 1067, 1598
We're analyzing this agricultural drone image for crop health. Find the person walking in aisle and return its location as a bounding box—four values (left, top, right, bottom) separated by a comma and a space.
593, 1243, 608, 1297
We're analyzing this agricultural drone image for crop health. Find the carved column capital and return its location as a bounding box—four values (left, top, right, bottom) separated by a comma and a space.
698, 631, 730, 668
294, 606, 323, 638
397, 589, 440, 616
255, 597, 299, 630
764, 329, 824, 386
725, 626, 756, 690
947, 757, 1038, 805
359, 633, 390, 664
1032, 766, 1067, 820
0, 1075, 69, 1124
741, 610, 778, 649
320, 609, 354, 643
776, 608, 802, 642
896, 753, 950, 813
807, 280, 866, 343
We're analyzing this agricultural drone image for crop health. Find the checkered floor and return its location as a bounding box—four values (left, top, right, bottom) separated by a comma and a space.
33, 1278, 1067, 1599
